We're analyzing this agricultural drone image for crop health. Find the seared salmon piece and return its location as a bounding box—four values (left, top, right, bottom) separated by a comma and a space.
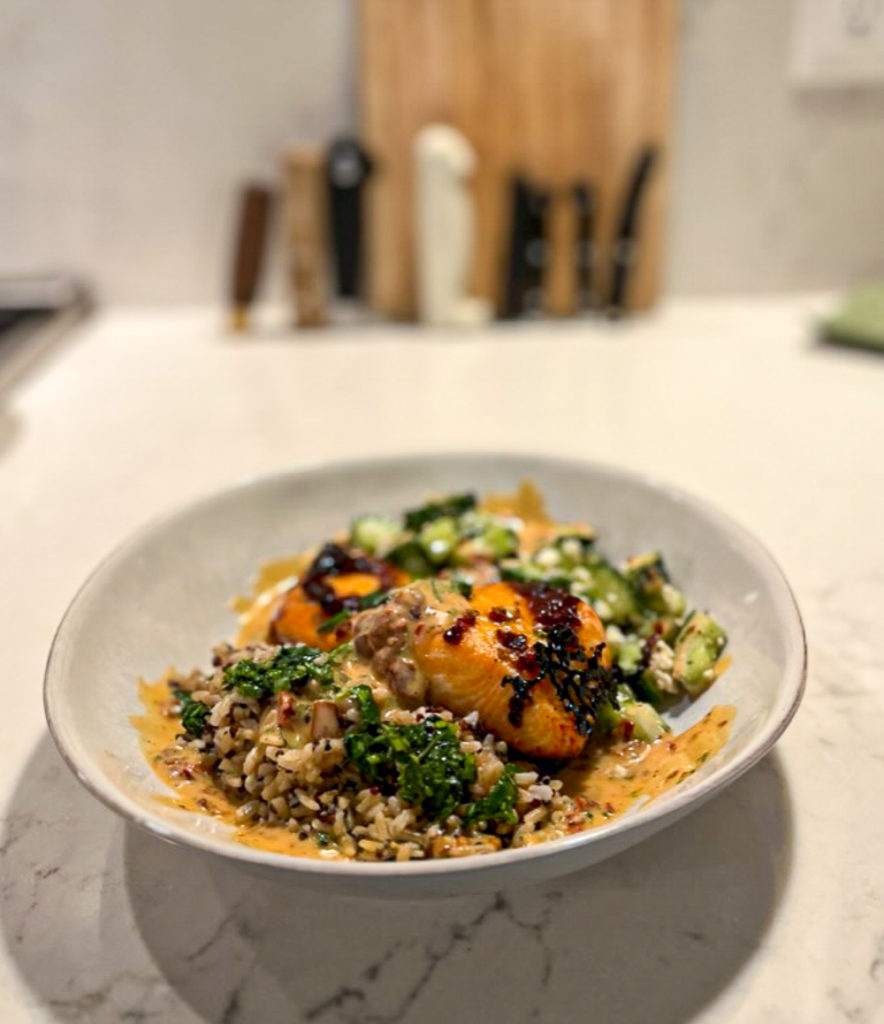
270, 573, 384, 650
413, 581, 608, 759
270, 542, 408, 650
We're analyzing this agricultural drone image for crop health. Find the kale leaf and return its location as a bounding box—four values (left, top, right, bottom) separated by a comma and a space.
403, 492, 477, 532
224, 644, 335, 699
344, 686, 477, 821
173, 689, 211, 738
462, 765, 518, 826
349, 683, 380, 727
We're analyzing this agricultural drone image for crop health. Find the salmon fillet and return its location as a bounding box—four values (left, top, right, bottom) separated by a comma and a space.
413, 581, 609, 759
271, 573, 394, 650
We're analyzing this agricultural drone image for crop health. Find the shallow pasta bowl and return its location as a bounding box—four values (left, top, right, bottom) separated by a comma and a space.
44, 453, 806, 898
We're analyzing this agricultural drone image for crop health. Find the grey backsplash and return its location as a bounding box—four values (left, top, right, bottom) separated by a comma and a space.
2, 0, 882, 304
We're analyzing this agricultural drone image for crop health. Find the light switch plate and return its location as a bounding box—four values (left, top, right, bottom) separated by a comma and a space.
791, 0, 884, 86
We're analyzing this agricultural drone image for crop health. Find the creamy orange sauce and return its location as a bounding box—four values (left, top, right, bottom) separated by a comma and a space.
482, 480, 567, 554
713, 653, 734, 681
559, 704, 735, 827
232, 555, 306, 646
132, 676, 329, 859
482, 480, 551, 523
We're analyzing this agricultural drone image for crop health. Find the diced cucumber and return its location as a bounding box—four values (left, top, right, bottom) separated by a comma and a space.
551, 531, 596, 568
614, 682, 639, 706
419, 516, 461, 564
587, 562, 641, 625
595, 699, 622, 735
626, 552, 686, 617
615, 637, 644, 675
637, 614, 681, 646
597, 683, 670, 741
350, 514, 402, 556
673, 611, 727, 695
478, 522, 519, 560
612, 636, 673, 706
660, 583, 687, 618
631, 668, 666, 706
620, 699, 670, 742
386, 539, 433, 578
456, 521, 519, 563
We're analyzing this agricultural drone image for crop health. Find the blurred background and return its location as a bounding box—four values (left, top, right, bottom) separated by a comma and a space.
2, 0, 883, 335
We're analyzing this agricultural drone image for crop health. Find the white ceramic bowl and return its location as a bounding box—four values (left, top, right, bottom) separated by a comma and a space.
44, 453, 806, 897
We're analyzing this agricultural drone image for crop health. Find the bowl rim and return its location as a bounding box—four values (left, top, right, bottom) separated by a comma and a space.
44, 451, 807, 880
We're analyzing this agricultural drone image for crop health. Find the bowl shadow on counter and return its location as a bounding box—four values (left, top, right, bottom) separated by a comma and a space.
2, 736, 792, 1024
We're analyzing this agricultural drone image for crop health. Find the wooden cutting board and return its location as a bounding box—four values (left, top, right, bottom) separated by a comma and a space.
359, 0, 677, 319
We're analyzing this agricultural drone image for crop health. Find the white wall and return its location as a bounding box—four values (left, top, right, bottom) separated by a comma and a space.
0, 1, 353, 303
669, 0, 884, 294
2, 0, 882, 303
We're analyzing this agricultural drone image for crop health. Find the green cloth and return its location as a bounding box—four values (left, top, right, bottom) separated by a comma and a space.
823, 283, 884, 354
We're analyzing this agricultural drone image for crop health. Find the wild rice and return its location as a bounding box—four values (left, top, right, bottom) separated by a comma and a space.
164, 643, 596, 862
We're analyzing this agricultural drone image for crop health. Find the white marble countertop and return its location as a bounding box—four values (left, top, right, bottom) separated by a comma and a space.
1, 296, 882, 1023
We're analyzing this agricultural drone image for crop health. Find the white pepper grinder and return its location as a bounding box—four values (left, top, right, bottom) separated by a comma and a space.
414, 125, 491, 327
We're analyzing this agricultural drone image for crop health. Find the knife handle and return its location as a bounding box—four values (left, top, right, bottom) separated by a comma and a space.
229, 184, 272, 331
523, 184, 550, 316
283, 146, 329, 328
326, 137, 372, 299
503, 177, 549, 318
573, 182, 596, 312
607, 146, 657, 318
502, 177, 532, 318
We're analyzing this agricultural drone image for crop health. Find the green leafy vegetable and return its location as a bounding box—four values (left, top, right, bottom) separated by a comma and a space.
224, 644, 334, 698
173, 689, 211, 738
462, 765, 519, 826
500, 563, 573, 590
348, 684, 380, 726
344, 688, 477, 820
386, 539, 434, 578
383, 493, 522, 577
403, 492, 477, 532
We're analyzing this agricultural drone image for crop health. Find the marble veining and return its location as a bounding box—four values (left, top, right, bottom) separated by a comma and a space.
0, 730, 796, 1024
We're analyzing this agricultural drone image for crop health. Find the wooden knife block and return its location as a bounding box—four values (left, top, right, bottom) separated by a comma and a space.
359, 0, 677, 319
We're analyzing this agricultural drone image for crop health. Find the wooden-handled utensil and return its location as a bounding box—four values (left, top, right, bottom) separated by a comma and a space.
229, 184, 272, 332
283, 146, 328, 328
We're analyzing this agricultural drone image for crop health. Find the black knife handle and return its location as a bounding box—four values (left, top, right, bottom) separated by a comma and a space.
325, 137, 373, 299
608, 146, 658, 318
503, 176, 552, 318
503, 176, 532, 318
524, 185, 550, 316
573, 182, 597, 311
